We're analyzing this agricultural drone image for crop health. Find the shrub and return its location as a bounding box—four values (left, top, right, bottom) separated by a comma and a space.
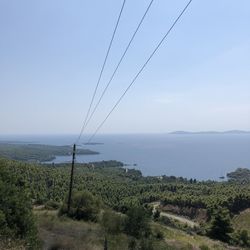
59, 190, 101, 222
45, 200, 61, 210
139, 238, 153, 250
101, 210, 124, 234
153, 209, 161, 221
199, 244, 210, 250
155, 229, 164, 240
128, 238, 137, 250
233, 229, 250, 247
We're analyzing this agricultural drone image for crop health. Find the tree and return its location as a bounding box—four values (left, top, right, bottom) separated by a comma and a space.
227, 168, 250, 183
153, 209, 160, 221
207, 207, 233, 242
0, 162, 38, 247
60, 190, 101, 221
124, 206, 151, 239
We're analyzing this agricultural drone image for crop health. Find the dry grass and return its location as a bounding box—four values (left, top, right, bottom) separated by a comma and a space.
233, 209, 250, 234
35, 209, 244, 250
151, 223, 242, 250
35, 210, 103, 250
0, 238, 26, 250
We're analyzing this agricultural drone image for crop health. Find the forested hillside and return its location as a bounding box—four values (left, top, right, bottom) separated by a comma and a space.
0, 143, 98, 162
1, 157, 250, 249
1, 158, 249, 215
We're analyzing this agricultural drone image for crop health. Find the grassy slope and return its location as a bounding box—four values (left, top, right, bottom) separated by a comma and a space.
0, 239, 26, 250
153, 223, 240, 250
233, 209, 250, 234
34, 209, 236, 250
35, 210, 169, 250
35, 210, 103, 250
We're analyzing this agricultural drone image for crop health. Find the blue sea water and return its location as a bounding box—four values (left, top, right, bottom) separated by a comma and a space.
0, 134, 249, 180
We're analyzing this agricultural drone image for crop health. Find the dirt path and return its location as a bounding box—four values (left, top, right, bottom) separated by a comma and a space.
160, 211, 198, 227
152, 202, 199, 228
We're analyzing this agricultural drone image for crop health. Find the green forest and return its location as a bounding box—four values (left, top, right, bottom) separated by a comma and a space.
0, 143, 98, 162
1, 157, 250, 249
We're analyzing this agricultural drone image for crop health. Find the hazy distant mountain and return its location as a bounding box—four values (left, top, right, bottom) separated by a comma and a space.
169, 130, 250, 135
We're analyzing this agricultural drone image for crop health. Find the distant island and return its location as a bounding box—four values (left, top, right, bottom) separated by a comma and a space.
169, 130, 250, 135
0, 143, 99, 162
83, 142, 104, 145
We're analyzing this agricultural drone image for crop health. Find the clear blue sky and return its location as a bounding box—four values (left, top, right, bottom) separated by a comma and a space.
0, 0, 249, 135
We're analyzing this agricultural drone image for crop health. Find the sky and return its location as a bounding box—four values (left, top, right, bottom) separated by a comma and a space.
0, 0, 250, 135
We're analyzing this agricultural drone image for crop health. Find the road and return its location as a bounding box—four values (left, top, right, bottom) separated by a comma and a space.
152, 202, 199, 228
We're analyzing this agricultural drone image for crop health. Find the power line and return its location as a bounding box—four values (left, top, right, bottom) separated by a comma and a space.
76, 0, 127, 144
86, 0, 193, 144
83, 0, 155, 131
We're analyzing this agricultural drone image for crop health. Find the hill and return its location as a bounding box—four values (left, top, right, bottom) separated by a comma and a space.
0, 157, 250, 249
169, 130, 250, 135
233, 209, 250, 234
0, 143, 98, 162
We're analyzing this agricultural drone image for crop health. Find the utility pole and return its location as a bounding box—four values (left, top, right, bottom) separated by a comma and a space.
67, 143, 76, 214
104, 236, 108, 250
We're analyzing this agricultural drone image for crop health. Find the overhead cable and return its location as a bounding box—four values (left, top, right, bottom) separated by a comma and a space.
86, 0, 193, 144
75, 0, 127, 144
84, 0, 155, 131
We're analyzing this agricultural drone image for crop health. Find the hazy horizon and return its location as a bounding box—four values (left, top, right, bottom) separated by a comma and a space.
0, 129, 250, 137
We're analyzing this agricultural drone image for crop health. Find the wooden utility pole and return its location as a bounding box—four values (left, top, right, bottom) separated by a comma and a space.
104, 236, 108, 250
67, 143, 76, 214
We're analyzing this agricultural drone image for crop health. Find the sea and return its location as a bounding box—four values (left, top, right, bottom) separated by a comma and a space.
1, 133, 250, 181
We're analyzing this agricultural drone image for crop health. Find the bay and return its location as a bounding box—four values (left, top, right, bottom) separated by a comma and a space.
1, 134, 249, 180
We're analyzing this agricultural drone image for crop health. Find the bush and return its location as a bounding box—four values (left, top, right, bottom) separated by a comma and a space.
45, 200, 61, 210
233, 229, 250, 247
199, 244, 210, 250
128, 238, 137, 250
139, 238, 153, 250
101, 210, 124, 234
59, 190, 101, 222
159, 216, 172, 226
155, 229, 164, 240
153, 209, 161, 221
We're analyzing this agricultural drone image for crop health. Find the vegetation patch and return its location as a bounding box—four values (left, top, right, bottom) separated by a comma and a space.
233, 209, 250, 234
0, 143, 98, 162
0, 162, 38, 249
1, 157, 250, 249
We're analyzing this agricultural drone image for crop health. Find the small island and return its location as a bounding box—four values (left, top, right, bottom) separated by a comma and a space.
169, 130, 250, 135
83, 142, 104, 145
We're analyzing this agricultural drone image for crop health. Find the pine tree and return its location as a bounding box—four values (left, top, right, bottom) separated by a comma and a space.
208, 207, 233, 242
